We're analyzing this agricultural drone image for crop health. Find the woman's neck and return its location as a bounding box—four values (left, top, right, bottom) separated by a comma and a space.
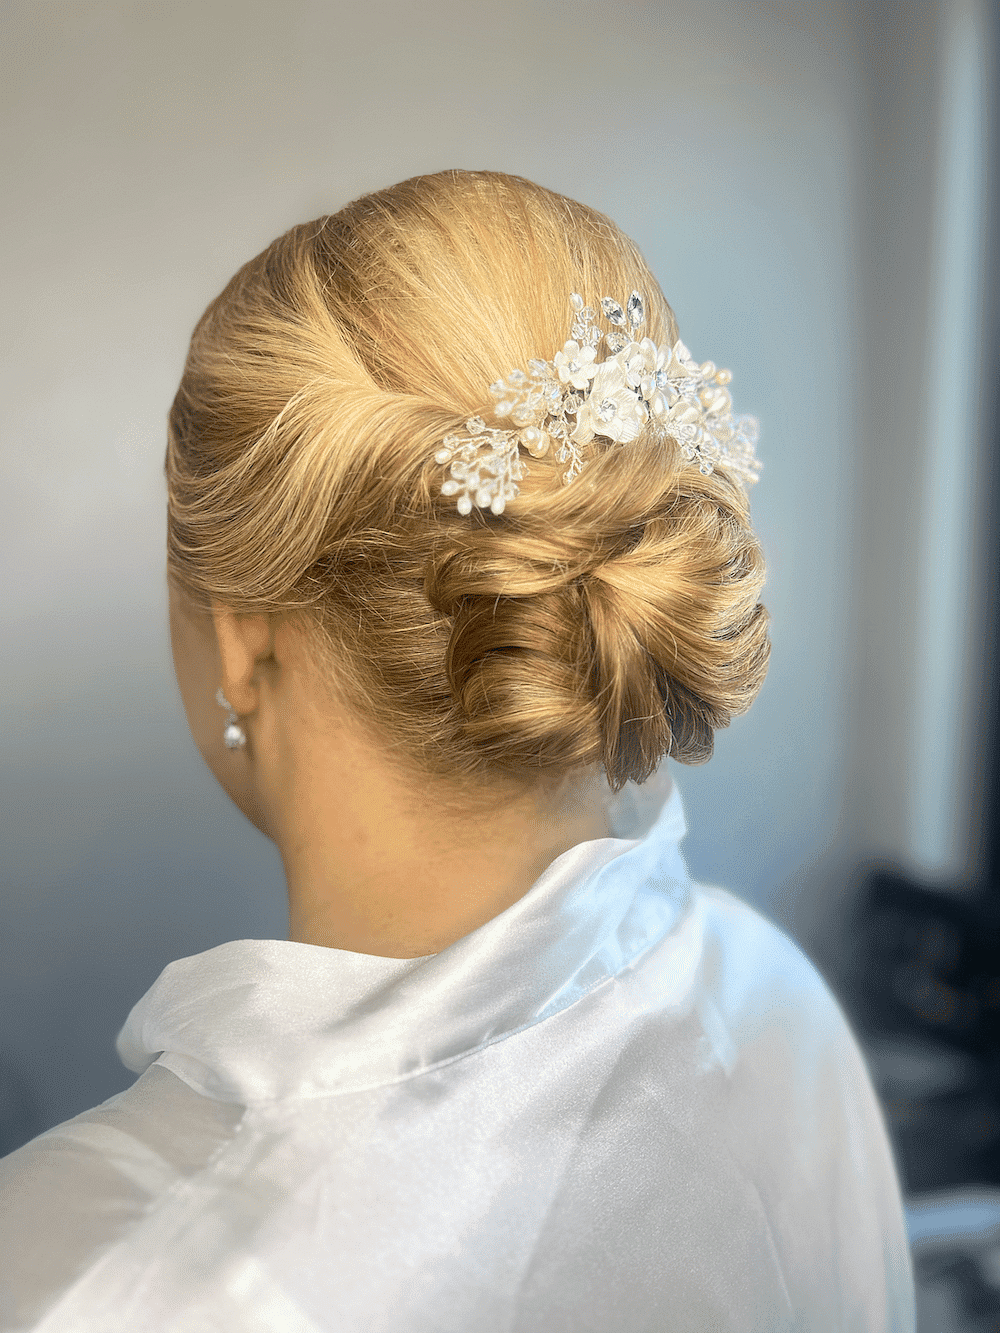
257, 661, 612, 958
277, 756, 612, 958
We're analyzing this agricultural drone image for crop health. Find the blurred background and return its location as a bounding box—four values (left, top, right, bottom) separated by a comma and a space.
1, 1, 997, 1326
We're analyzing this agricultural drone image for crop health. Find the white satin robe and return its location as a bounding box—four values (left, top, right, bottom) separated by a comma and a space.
0, 770, 915, 1331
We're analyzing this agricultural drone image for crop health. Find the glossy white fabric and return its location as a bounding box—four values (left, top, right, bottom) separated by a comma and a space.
0, 770, 916, 1331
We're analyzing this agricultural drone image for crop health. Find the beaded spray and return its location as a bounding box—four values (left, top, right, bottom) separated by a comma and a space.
433, 290, 760, 516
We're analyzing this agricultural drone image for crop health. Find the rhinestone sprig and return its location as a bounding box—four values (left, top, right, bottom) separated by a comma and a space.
434, 291, 761, 516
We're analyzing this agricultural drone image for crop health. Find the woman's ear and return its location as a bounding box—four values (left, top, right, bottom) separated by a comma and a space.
211, 604, 274, 715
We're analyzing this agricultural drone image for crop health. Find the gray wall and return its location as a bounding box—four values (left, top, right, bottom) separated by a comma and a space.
0, 0, 989, 1143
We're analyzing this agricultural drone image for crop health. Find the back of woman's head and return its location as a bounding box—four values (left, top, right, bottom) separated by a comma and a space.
166, 169, 769, 804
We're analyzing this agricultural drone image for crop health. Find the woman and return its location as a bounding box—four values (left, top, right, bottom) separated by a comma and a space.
0, 171, 915, 1330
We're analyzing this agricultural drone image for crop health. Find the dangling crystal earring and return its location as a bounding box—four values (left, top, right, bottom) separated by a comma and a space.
215, 687, 247, 750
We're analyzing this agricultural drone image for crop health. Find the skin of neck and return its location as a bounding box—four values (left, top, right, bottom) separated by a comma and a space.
168, 585, 613, 958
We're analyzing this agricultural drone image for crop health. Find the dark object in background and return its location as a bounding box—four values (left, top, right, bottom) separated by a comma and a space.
841, 868, 1000, 1194
0, 1054, 44, 1159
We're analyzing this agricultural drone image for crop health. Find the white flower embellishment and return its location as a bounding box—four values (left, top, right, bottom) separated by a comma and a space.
571, 356, 647, 446
553, 340, 598, 391
433, 289, 761, 515
617, 338, 669, 412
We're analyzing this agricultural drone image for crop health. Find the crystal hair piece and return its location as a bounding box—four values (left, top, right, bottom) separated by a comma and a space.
434, 291, 761, 516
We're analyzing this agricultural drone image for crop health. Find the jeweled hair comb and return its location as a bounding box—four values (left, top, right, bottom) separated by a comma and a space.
434, 291, 761, 516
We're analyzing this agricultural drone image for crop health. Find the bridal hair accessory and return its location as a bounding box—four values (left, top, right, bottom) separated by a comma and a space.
215, 688, 247, 750
434, 292, 761, 516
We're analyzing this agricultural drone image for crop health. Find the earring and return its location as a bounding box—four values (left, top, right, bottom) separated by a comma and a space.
215, 687, 247, 750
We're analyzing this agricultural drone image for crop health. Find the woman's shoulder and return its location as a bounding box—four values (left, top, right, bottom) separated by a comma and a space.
691, 880, 848, 1021
0, 1063, 242, 1328
680, 880, 896, 1162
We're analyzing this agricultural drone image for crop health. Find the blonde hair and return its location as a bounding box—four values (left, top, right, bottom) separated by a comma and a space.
166, 170, 769, 805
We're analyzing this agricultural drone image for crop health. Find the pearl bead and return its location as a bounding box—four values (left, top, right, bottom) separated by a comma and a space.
224, 723, 246, 750
519, 427, 550, 458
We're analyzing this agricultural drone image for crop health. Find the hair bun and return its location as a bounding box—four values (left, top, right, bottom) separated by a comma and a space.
167, 170, 768, 804
427, 435, 768, 792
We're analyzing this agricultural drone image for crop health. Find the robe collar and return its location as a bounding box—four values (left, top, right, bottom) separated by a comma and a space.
117, 768, 691, 1104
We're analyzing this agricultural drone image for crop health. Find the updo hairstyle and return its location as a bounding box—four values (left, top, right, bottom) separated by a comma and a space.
166, 170, 769, 806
